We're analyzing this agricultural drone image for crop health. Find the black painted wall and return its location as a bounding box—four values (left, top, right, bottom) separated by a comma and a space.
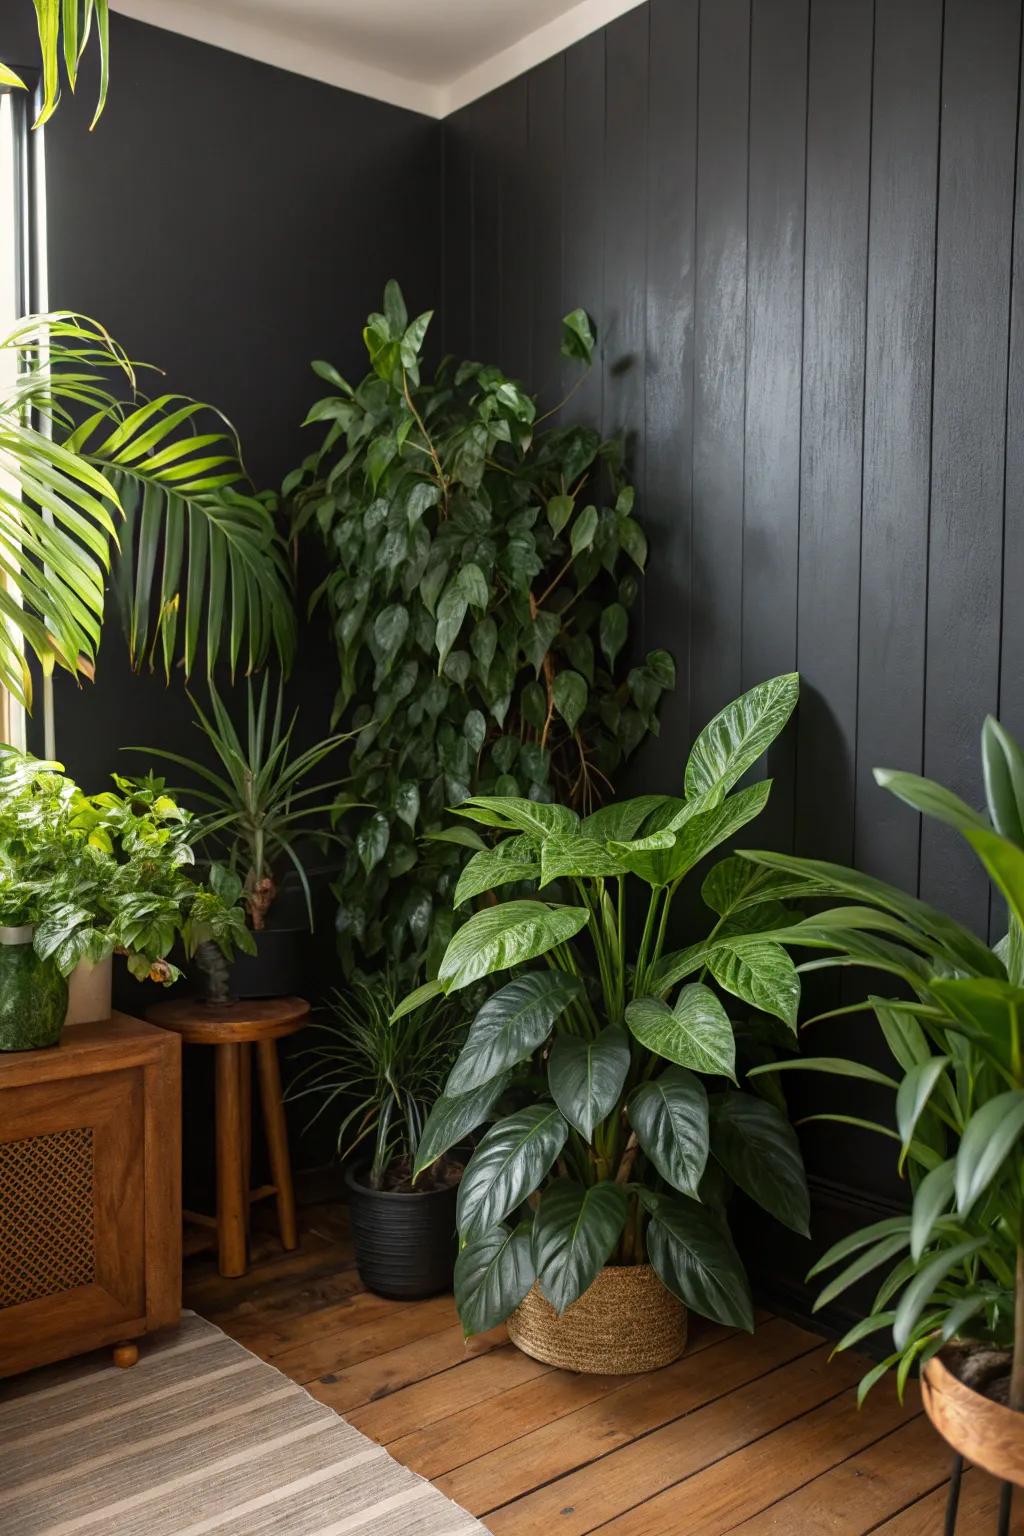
442, 0, 1024, 1315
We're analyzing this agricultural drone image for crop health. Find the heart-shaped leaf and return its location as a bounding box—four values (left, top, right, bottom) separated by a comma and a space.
626, 986, 735, 1079
644, 1191, 754, 1330
548, 1025, 631, 1140
456, 1103, 568, 1239
628, 1067, 709, 1196
446, 972, 582, 1095
454, 835, 541, 908
710, 1091, 809, 1236
438, 901, 590, 992
454, 1221, 535, 1336
552, 670, 588, 734
532, 1180, 628, 1314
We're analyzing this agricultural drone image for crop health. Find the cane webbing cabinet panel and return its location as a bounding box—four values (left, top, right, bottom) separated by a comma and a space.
0, 1013, 181, 1376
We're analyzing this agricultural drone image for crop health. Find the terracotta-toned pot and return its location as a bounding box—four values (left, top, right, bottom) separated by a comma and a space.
507, 1264, 688, 1375
922, 1350, 1024, 1485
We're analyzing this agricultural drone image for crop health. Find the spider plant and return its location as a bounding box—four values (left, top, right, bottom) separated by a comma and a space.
2, 2, 111, 129
0, 312, 295, 709
133, 675, 356, 930
288, 972, 468, 1189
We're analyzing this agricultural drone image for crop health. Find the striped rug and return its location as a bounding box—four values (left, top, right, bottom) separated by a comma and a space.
0, 1311, 488, 1535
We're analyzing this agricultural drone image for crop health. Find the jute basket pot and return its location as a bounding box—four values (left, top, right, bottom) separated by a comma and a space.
922, 1350, 1024, 1486
507, 1264, 687, 1375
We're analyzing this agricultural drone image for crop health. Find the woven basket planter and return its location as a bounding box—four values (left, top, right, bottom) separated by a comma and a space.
507, 1264, 687, 1375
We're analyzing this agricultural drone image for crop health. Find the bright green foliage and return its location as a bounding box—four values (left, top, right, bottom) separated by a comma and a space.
743, 714, 1024, 1403
131, 676, 354, 931
286, 282, 673, 975
0, 314, 294, 709
2, 2, 111, 128
396, 674, 808, 1336
287, 971, 468, 1189
0, 746, 253, 981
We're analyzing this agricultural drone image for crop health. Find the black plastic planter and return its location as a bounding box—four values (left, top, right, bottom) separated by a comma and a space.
344, 1164, 459, 1300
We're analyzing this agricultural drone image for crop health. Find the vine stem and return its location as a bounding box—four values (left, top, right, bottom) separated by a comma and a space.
401, 369, 448, 513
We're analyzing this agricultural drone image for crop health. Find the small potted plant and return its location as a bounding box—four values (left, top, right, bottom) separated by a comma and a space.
741, 715, 1024, 1498
0, 747, 254, 1044
288, 970, 469, 1299
396, 674, 809, 1373
135, 676, 353, 999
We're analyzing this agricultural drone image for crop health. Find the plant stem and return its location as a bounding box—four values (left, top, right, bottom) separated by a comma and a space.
1012, 1239, 1024, 1411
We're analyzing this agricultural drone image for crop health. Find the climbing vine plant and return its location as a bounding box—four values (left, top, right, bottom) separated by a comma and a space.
287, 282, 673, 974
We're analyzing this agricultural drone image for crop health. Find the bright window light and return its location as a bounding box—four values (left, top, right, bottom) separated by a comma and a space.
0, 91, 26, 752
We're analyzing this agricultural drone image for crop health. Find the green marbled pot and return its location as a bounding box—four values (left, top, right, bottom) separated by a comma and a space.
0, 928, 68, 1051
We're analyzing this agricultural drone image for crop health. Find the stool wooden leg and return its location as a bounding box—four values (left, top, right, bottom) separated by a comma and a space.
256, 1039, 298, 1251
240, 1043, 252, 1237
112, 1342, 139, 1369
215, 1042, 248, 1277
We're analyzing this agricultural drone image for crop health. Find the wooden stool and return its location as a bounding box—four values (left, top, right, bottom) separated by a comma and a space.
147, 997, 309, 1277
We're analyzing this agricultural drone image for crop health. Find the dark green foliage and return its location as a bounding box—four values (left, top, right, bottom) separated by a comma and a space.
286, 282, 673, 974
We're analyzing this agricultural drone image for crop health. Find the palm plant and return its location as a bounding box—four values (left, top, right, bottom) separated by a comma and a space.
2, 2, 110, 128
133, 675, 356, 930
0, 313, 294, 708
288, 972, 468, 1189
741, 717, 1024, 1408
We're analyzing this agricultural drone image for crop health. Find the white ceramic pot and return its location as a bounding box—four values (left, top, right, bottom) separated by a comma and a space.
65, 954, 113, 1026
0, 924, 35, 946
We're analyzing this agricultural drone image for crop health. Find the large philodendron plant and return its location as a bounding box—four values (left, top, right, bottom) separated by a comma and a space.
398, 674, 810, 1338
740, 718, 1024, 1407
0, 314, 294, 707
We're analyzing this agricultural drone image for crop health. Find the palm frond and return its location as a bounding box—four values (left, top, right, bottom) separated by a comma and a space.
0, 312, 295, 705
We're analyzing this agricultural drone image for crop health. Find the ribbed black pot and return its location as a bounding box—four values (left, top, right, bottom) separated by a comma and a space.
344, 1164, 458, 1300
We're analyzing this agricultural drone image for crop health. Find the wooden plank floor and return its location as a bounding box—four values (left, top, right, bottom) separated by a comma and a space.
183, 1205, 1021, 1534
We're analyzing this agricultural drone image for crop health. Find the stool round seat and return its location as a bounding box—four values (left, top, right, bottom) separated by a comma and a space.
148, 995, 309, 1278
148, 996, 309, 1045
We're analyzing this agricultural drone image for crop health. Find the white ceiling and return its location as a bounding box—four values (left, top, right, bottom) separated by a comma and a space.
110, 0, 646, 117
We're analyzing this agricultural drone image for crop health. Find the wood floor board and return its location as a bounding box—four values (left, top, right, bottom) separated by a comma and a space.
444, 1325, 833, 1520
182, 1203, 960, 1536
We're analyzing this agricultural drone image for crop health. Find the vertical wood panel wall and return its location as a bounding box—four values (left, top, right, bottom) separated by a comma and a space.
442, 0, 1024, 1289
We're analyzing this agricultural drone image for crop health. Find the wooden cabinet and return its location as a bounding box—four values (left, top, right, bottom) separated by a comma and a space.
0, 1013, 181, 1376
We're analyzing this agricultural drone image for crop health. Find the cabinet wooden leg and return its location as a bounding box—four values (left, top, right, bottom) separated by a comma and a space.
113, 1342, 139, 1368
256, 1039, 297, 1251
215, 1043, 248, 1277
240, 1042, 252, 1237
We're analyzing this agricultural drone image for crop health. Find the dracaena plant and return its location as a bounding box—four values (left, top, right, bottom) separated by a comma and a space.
0, 746, 253, 981
285, 281, 673, 977
0, 313, 294, 709
395, 674, 809, 1338
2, 2, 110, 128
740, 717, 1024, 1408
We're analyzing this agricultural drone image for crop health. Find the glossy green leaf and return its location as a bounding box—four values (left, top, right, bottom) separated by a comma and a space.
625, 986, 735, 1079
438, 900, 590, 991
910, 1160, 955, 1262
707, 939, 799, 1031
454, 1222, 535, 1336
600, 603, 628, 668
628, 1067, 709, 1196
710, 1092, 809, 1236
893, 1238, 987, 1351
685, 674, 799, 800
982, 715, 1024, 846
532, 1180, 628, 1314
645, 1193, 754, 1330
552, 670, 588, 734
356, 811, 390, 874
895, 1058, 950, 1155
548, 1024, 631, 1140
813, 1231, 910, 1312
453, 835, 541, 907
456, 1104, 569, 1239
874, 767, 987, 837
413, 1073, 510, 1180
954, 1091, 1024, 1215
561, 308, 595, 364
446, 972, 582, 1094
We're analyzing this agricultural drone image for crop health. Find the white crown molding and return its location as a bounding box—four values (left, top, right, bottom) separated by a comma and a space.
110, 0, 649, 119
109, 2, 446, 116
439, 0, 646, 116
